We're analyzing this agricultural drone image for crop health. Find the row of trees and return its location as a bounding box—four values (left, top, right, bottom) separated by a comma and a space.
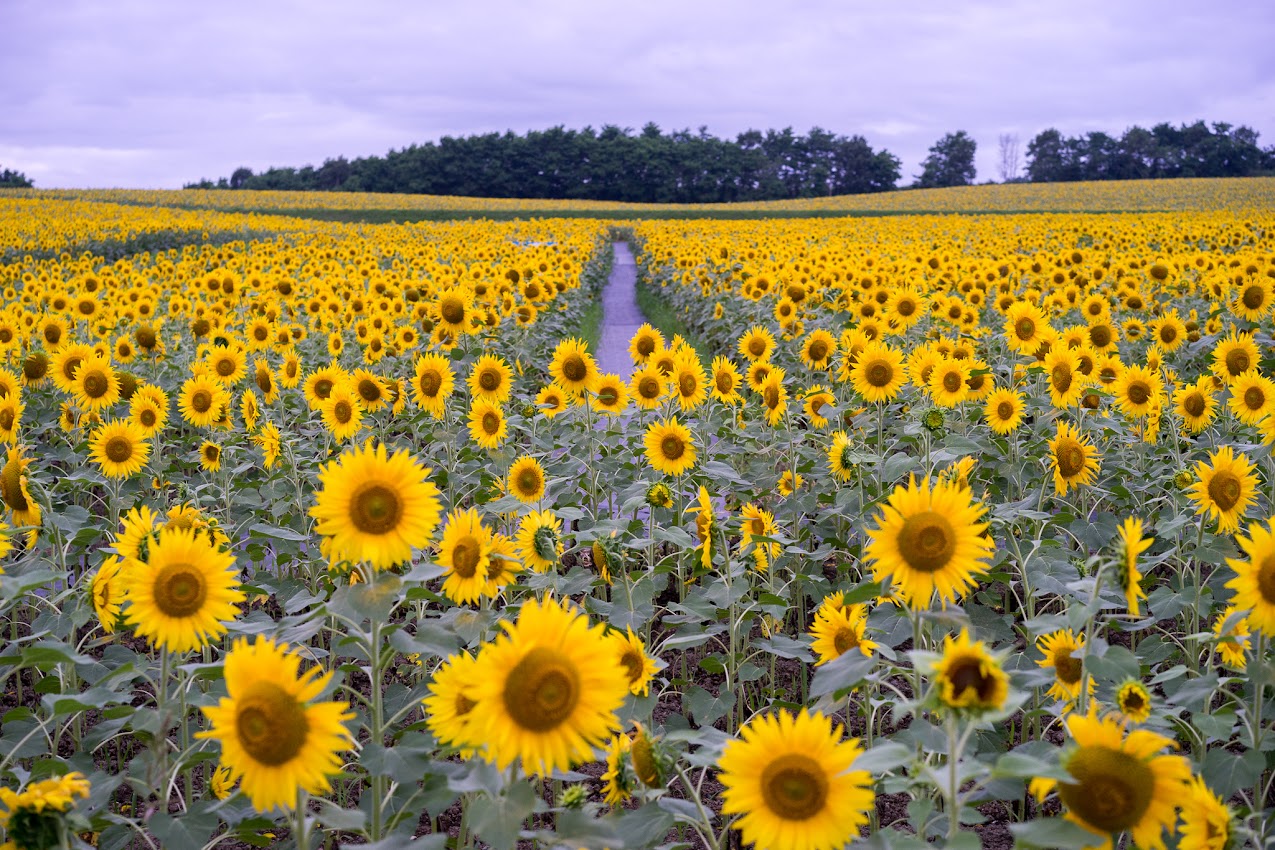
188, 124, 903, 202
1024, 121, 1273, 182
0, 166, 33, 188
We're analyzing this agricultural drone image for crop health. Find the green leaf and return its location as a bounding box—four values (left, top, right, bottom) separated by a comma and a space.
853, 741, 911, 774
1009, 817, 1106, 849
468, 780, 538, 850
991, 750, 1070, 782
809, 650, 875, 698
249, 522, 310, 542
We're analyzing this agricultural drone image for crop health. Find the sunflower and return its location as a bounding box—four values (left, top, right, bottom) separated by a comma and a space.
468, 399, 507, 450
1211, 329, 1258, 380
1116, 517, 1152, 617
435, 286, 477, 336
309, 439, 443, 571
1004, 301, 1055, 355
1212, 604, 1251, 670
0, 445, 40, 544
50, 343, 95, 393
610, 626, 659, 696
424, 651, 484, 754
629, 364, 667, 410
250, 359, 278, 403
254, 421, 282, 470
706, 356, 743, 405
199, 440, 222, 473
850, 341, 906, 403
930, 628, 1008, 713
1111, 364, 1161, 420
739, 502, 780, 572
408, 353, 454, 419
122, 527, 244, 653
718, 709, 873, 850
983, 388, 1024, 435
549, 337, 598, 396
591, 372, 629, 415
738, 325, 776, 362
0, 394, 22, 445
526, 385, 563, 421
468, 353, 513, 404
644, 417, 696, 476
279, 351, 302, 388
1188, 446, 1258, 534
483, 533, 521, 596
516, 509, 562, 573
303, 365, 346, 411
1227, 370, 1275, 425
319, 385, 364, 443
72, 354, 120, 414
1031, 709, 1189, 850
350, 369, 389, 411
601, 732, 635, 806
809, 605, 875, 666
671, 353, 708, 411
800, 329, 836, 371
198, 636, 353, 812
1115, 680, 1152, 723
628, 323, 663, 364
864, 476, 993, 609
1035, 629, 1091, 703
464, 595, 628, 776
1178, 775, 1233, 850
777, 469, 803, 497
205, 345, 246, 385
928, 357, 970, 408
759, 368, 789, 425
1173, 377, 1217, 433
179, 374, 228, 428
497, 457, 545, 506
1049, 421, 1100, 495
92, 554, 125, 633
746, 359, 773, 393
1233, 276, 1273, 321
1224, 517, 1275, 634
89, 419, 150, 479
1041, 347, 1084, 409
438, 508, 493, 605
827, 430, 855, 483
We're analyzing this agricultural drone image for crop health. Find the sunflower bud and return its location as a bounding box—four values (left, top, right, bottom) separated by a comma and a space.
921, 408, 945, 433
630, 723, 669, 788
645, 482, 672, 509
558, 784, 588, 809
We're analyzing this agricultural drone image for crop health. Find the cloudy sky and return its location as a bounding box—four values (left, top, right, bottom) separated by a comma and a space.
4, 0, 1273, 191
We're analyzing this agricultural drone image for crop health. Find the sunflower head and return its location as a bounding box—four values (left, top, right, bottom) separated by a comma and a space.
930, 628, 1009, 714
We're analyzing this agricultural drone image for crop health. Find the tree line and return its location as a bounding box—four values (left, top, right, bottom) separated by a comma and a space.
187, 124, 904, 202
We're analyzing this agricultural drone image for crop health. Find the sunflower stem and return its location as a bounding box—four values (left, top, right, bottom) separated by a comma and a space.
367, 607, 386, 842
294, 788, 310, 850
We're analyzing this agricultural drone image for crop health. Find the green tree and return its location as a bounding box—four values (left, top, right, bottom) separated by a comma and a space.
0, 166, 33, 188
916, 131, 977, 188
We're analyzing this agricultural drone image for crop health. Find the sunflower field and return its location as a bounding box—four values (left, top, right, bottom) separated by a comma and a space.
0, 182, 1274, 850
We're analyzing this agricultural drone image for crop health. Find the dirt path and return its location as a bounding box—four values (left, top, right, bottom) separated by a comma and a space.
595, 241, 641, 379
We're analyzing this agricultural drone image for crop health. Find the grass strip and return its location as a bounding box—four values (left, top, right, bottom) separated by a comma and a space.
635, 277, 713, 366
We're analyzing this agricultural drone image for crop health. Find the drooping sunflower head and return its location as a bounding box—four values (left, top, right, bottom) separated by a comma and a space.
610, 626, 659, 696
1223, 517, 1275, 636
1115, 680, 1152, 723
930, 628, 1009, 714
